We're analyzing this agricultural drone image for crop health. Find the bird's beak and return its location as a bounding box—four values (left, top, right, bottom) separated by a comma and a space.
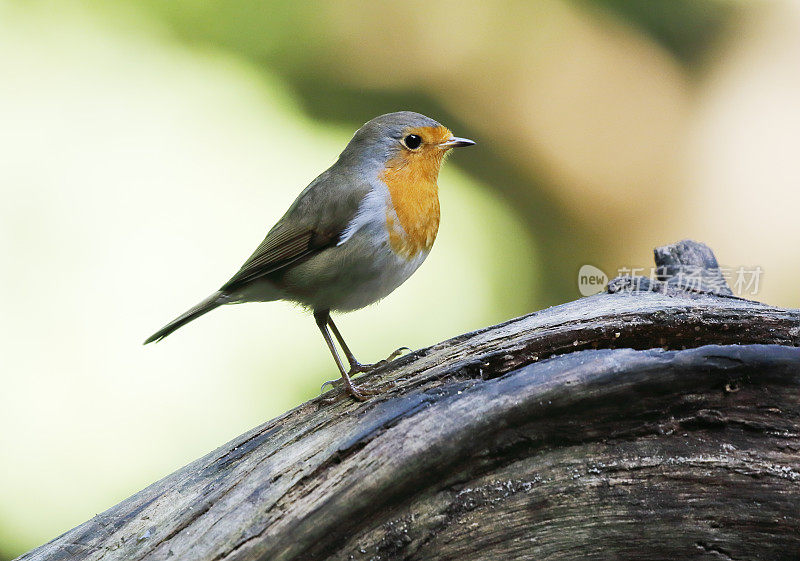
439, 136, 476, 149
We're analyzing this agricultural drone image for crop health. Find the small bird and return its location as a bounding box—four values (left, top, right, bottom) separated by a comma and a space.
145, 111, 475, 400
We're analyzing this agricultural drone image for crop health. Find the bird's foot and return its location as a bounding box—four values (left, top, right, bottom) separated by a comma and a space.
320, 378, 395, 402
344, 380, 391, 401
319, 347, 410, 402
319, 374, 397, 398
349, 346, 411, 374
319, 349, 409, 402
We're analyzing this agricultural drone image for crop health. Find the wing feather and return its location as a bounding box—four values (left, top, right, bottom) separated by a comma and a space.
221, 227, 335, 292
220, 167, 374, 294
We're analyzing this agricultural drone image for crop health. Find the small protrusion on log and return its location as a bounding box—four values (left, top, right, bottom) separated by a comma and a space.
654, 239, 734, 296
608, 239, 734, 297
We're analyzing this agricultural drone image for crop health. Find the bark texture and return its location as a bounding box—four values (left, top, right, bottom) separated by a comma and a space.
18, 240, 800, 561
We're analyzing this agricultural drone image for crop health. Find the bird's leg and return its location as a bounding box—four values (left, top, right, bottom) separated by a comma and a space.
314, 310, 381, 401
326, 315, 409, 373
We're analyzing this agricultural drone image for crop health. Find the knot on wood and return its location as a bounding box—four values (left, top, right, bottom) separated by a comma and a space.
607, 239, 735, 297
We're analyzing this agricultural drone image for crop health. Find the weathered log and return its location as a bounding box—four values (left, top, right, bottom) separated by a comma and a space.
19, 240, 800, 561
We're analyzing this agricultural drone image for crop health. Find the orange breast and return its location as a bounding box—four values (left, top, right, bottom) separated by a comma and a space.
380, 128, 448, 258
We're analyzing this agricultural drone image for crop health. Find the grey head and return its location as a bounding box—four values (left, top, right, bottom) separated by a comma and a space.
337, 111, 445, 167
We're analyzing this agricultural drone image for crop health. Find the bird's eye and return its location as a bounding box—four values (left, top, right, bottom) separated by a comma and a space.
402, 134, 422, 150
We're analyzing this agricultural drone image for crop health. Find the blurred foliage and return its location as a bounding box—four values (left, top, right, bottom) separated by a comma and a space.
584, 0, 737, 66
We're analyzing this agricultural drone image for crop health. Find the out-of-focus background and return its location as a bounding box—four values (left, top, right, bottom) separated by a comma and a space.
1, 0, 798, 556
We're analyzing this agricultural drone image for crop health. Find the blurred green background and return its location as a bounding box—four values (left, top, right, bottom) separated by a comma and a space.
2, 0, 799, 557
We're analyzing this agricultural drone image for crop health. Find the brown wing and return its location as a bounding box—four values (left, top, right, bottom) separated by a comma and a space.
220, 163, 372, 294
220, 225, 338, 293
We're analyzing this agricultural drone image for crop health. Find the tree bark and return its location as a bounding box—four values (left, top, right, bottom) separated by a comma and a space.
19, 241, 800, 561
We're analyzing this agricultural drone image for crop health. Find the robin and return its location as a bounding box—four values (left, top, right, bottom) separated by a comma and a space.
145, 111, 475, 400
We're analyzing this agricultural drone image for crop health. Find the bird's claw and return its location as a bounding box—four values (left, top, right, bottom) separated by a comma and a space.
347, 379, 398, 400
320, 378, 342, 393
319, 346, 410, 401
320, 379, 395, 402
350, 346, 411, 373
385, 346, 411, 362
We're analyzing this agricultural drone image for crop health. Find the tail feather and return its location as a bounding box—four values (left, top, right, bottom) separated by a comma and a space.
144, 292, 225, 344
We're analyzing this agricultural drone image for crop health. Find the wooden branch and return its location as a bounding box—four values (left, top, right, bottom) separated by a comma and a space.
19, 241, 800, 561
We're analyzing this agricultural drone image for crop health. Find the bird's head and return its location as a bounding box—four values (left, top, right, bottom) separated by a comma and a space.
339, 111, 475, 183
